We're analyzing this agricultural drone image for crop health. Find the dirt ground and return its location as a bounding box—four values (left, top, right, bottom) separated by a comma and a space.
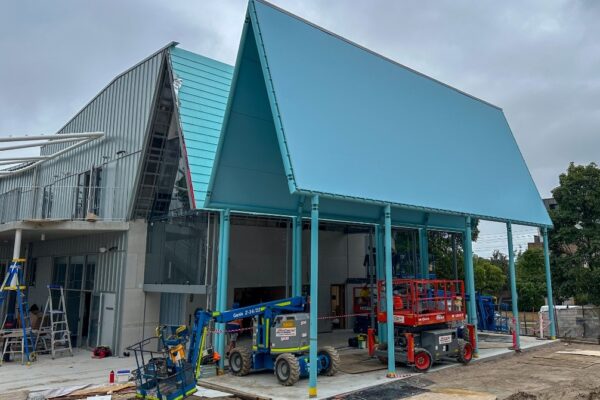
417, 341, 600, 400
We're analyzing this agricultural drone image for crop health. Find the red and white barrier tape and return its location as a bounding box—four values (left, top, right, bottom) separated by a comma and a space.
208, 312, 373, 334
210, 326, 255, 334
317, 312, 370, 320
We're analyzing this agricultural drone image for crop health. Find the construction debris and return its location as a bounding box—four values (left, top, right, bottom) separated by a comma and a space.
28, 383, 135, 400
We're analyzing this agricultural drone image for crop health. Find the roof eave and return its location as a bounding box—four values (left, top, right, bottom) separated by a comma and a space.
295, 188, 553, 229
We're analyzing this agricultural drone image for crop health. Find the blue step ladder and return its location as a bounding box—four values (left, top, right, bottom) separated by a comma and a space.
0, 258, 36, 365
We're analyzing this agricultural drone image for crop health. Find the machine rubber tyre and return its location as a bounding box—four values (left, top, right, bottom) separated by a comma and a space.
229, 347, 252, 376
413, 349, 432, 372
376, 343, 388, 364
275, 353, 300, 386
457, 339, 473, 364
317, 346, 340, 376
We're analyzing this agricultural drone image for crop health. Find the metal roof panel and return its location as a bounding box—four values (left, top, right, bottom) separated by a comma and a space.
169, 46, 233, 206
245, 0, 551, 226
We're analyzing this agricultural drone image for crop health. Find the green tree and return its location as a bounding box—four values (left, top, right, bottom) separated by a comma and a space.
549, 162, 600, 305
429, 219, 479, 281
516, 248, 546, 311
489, 250, 510, 300
473, 256, 506, 296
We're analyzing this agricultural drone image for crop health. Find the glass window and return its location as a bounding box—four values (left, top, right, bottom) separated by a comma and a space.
393, 229, 419, 277
26, 258, 37, 287
53, 257, 68, 287
65, 290, 82, 346
75, 171, 91, 219
67, 256, 84, 290
88, 293, 101, 348
145, 211, 209, 285
0, 261, 6, 282
85, 255, 97, 291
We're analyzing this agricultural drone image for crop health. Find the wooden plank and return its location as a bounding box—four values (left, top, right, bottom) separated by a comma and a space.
557, 350, 600, 358
198, 381, 269, 400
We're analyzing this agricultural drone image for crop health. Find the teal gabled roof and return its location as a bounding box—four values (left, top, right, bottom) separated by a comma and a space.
169, 46, 233, 207
205, 0, 551, 228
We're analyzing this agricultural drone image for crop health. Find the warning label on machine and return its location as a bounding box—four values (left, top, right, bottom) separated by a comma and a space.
439, 335, 452, 344
275, 327, 297, 337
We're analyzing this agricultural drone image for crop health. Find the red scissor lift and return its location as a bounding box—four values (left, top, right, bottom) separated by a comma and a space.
375, 279, 475, 371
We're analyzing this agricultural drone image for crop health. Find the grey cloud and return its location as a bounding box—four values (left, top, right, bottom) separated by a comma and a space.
1, 1, 598, 256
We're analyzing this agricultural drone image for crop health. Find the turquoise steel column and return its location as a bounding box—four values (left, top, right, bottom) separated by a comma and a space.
463, 232, 472, 324
419, 228, 429, 278
294, 211, 303, 296
542, 227, 557, 339
464, 216, 478, 355
507, 222, 521, 350
217, 209, 231, 371
292, 217, 299, 296
214, 211, 225, 352
375, 225, 386, 343
384, 205, 396, 377
308, 196, 319, 398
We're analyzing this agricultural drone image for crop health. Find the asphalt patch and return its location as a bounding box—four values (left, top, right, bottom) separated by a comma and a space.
328, 380, 428, 400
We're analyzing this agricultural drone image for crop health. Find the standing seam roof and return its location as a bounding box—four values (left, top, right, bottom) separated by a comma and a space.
205, 0, 551, 227
168, 46, 234, 206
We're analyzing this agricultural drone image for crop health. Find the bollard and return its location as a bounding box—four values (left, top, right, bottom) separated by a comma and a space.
367, 328, 376, 357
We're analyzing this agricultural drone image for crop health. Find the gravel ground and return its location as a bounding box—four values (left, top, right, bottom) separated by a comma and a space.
415, 341, 600, 400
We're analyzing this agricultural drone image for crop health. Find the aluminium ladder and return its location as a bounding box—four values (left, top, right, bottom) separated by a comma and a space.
36, 285, 73, 359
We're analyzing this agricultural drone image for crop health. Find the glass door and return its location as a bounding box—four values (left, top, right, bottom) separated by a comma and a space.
83, 255, 96, 347
52, 255, 97, 348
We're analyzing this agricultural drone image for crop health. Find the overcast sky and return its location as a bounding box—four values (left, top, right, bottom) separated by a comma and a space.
1, 0, 598, 256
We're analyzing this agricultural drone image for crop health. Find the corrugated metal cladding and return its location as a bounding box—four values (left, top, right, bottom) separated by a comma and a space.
0, 46, 167, 220
0, 245, 13, 260
32, 231, 127, 292
168, 47, 233, 207
159, 293, 184, 325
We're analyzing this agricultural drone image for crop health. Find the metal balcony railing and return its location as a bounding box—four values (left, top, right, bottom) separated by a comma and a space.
0, 186, 129, 224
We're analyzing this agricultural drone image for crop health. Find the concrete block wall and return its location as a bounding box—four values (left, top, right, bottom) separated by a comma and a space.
225, 223, 368, 332
542, 306, 600, 340
118, 219, 157, 354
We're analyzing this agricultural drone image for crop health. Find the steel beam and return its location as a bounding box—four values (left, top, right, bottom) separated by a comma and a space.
308, 195, 319, 397
0, 132, 103, 142
542, 227, 557, 339
384, 204, 397, 377
0, 133, 104, 177
506, 222, 521, 350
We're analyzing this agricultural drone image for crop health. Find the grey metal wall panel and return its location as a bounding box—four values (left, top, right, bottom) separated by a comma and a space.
159, 292, 184, 326
31, 231, 127, 293
0, 48, 165, 222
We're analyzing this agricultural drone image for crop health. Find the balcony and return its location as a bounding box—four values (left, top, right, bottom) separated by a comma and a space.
0, 186, 128, 224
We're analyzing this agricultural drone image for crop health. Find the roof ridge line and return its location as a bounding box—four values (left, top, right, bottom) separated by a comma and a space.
253, 0, 501, 111
55, 41, 178, 134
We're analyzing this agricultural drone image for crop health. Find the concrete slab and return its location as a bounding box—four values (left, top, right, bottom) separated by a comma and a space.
0, 331, 556, 399
201, 364, 416, 400
0, 349, 137, 393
